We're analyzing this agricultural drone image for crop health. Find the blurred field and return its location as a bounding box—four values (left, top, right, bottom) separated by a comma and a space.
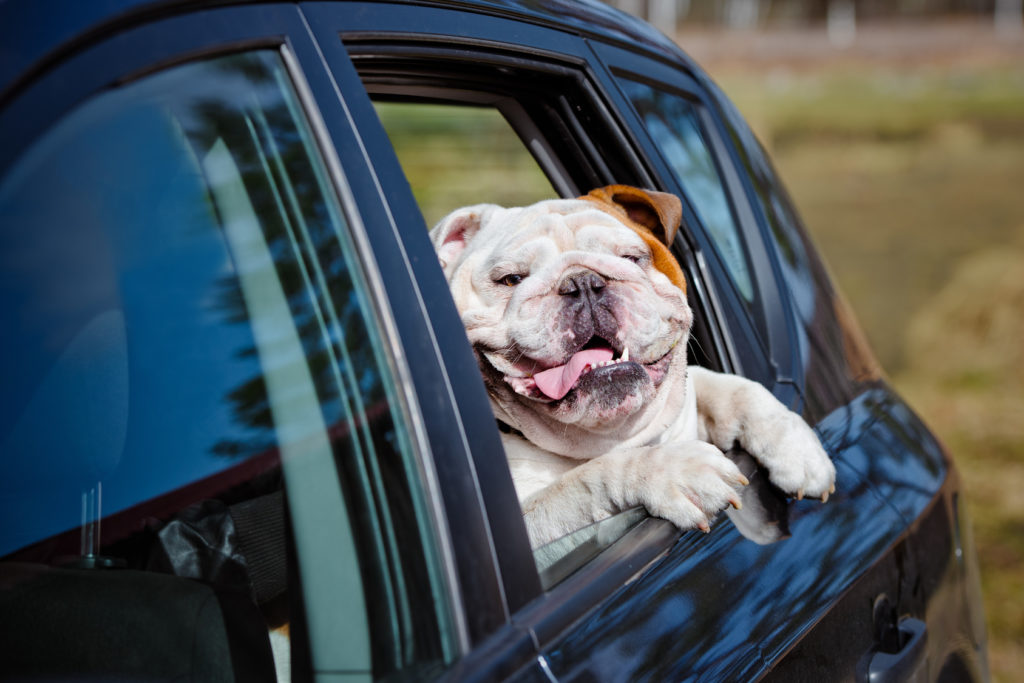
682, 20, 1024, 680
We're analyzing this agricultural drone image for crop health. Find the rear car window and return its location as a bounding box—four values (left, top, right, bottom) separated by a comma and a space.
619, 78, 756, 304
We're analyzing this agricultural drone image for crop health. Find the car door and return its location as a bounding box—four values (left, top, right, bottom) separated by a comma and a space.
0, 3, 518, 680
297, 2, 863, 679
298, 4, 976, 682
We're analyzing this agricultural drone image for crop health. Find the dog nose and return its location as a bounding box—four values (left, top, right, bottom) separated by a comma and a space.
558, 270, 606, 298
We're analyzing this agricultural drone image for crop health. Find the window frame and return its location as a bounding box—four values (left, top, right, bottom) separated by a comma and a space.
0, 3, 474, 677
302, 0, 779, 658
327, 9, 739, 380
589, 43, 803, 402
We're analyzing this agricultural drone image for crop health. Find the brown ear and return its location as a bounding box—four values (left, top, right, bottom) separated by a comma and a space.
582, 185, 687, 294
585, 184, 682, 246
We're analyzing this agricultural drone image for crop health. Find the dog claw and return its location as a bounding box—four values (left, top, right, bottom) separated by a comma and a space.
830, 483, 836, 494
738, 474, 750, 486
698, 519, 710, 533
729, 496, 742, 510
796, 489, 804, 501
821, 491, 829, 503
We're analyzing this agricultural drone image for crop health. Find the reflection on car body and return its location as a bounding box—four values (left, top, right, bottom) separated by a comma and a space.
0, 0, 988, 681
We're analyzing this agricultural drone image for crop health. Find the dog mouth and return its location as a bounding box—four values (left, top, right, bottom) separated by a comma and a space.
503, 336, 673, 402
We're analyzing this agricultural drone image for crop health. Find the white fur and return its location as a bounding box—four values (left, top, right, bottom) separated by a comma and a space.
432, 197, 836, 547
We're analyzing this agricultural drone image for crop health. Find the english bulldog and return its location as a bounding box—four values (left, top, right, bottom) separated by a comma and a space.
431, 185, 836, 547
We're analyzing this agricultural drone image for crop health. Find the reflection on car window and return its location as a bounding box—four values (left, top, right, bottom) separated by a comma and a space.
373, 101, 554, 226
621, 79, 756, 303
0, 50, 451, 680
534, 507, 648, 589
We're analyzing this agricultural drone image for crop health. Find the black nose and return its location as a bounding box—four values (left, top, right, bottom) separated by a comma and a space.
558, 270, 606, 298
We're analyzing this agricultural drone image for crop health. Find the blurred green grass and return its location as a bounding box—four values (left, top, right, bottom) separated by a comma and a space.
716, 63, 1024, 680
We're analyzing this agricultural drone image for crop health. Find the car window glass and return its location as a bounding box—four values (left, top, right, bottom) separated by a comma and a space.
534, 507, 647, 589
373, 101, 555, 227
0, 50, 452, 681
620, 79, 756, 304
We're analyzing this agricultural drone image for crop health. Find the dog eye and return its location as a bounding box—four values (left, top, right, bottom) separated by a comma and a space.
622, 253, 648, 265
496, 273, 525, 286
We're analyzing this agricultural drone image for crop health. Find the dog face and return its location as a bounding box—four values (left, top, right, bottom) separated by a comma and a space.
432, 186, 694, 453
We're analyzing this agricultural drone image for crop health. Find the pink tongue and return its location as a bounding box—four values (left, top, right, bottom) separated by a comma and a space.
533, 348, 614, 400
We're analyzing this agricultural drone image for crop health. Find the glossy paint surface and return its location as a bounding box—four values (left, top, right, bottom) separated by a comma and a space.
543, 385, 954, 680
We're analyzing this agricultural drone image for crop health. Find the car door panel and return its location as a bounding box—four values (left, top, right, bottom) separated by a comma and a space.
538, 450, 903, 680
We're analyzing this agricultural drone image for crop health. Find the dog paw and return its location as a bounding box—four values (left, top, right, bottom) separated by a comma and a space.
626, 442, 749, 533
748, 412, 836, 502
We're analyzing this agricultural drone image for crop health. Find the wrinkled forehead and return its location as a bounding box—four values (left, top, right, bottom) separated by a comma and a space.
484, 201, 644, 254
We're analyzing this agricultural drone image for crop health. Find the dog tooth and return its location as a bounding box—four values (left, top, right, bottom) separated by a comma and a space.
622, 346, 629, 362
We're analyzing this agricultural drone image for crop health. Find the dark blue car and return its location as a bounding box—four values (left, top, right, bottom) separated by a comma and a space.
0, 0, 988, 680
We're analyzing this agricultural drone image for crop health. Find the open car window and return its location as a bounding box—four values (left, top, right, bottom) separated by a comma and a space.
349, 43, 729, 587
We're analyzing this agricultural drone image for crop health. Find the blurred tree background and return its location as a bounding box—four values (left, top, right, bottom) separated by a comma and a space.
608, 0, 1023, 678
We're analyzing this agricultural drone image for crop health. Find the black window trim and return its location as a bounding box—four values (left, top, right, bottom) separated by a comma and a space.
591, 41, 802, 397
345, 38, 735, 376
616, 74, 767, 335
604, 65, 778, 379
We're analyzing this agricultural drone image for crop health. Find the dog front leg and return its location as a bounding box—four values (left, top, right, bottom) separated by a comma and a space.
690, 366, 836, 501
520, 442, 748, 548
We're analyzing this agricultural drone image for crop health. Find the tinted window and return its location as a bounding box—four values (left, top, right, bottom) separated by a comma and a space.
0, 50, 451, 680
704, 80, 875, 418
620, 79, 756, 304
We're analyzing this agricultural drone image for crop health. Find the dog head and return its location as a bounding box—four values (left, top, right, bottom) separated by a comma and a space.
431, 185, 693, 456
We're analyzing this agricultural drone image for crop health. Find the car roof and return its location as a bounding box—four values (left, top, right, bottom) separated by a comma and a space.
0, 0, 693, 104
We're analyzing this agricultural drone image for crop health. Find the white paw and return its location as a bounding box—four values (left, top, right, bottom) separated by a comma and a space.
749, 412, 836, 501
625, 442, 749, 532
